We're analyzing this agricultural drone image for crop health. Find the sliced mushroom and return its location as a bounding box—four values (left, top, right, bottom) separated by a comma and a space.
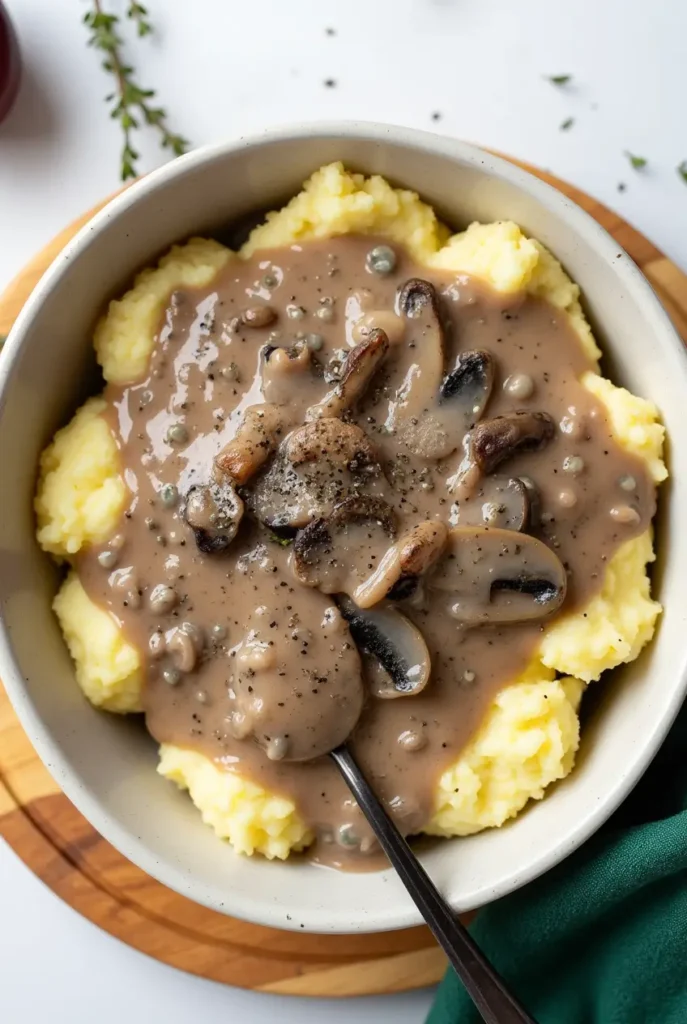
390, 280, 492, 460
354, 520, 449, 608
352, 310, 406, 346
449, 476, 539, 533
214, 404, 287, 485
448, 411, 556, 496
292, 495, 396, 593
439, 350, 494, 429
183, 480, 244, 554
284, 417, 378, 470
337, 595, 431, 698
429, 526, 567, 624
384, 280, 448, 458
246, 418, 385, 530
398, 278, 442, 321
306, 328, 389, 421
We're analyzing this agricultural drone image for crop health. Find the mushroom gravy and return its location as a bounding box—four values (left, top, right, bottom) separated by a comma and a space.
77, 235, 655, 869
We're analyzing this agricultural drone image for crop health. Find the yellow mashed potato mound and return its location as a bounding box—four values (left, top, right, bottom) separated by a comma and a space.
158, 744, 314, 860
35, 397, 127, 557
95, 237, 231, 385
37, 163, 666, 860
428, 672, 584, 837
540, 531, 660, 683
582, 371, 667, 484
241, 161, 450, 263
53, 571, 143, 713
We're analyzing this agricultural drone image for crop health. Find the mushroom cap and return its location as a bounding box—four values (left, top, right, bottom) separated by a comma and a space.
448, 411, 556, 497
397, 278, 442, 321
430, 526, 567, 624
392, 284, 496, 460
306, 329, 389, 421
214, 403, 287, 485
337, 595, 432, 699
247, 419, 386, 530
469, 411, 556, 476
354, 520, 449, 608
449, 476, 538, 533
439, 349, 495, 431
182, 481, 245, 554
383, 278, 450, 458
291, 495, 397, 592
284, 418, 378, 469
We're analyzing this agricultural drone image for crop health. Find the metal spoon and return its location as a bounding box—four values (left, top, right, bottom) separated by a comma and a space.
331, 745, 537, 1024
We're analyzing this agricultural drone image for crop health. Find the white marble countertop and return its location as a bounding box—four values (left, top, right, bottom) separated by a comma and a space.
1, 1, 686, 1021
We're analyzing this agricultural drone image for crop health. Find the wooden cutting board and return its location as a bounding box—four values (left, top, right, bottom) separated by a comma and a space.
1, 159, 686, 998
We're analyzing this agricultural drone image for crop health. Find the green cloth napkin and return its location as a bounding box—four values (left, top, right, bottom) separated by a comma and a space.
427, 705, 687, 1024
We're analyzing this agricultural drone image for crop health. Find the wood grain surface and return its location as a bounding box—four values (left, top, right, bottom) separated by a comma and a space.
1, 160, 685, 997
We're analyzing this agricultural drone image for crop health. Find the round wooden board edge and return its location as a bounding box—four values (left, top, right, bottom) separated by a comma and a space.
1, 156, 686, 998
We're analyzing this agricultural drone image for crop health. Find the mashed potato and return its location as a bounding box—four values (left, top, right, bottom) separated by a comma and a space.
158, 744, 313, 860
35, 397, 127, 557
95, 238, 231, 385
241, 161, 449, 263
540, 531, 660, 683
582, 371, 667, 484
428, 671, 584, 837
36, 163, 666, 861
53, 571, 143, 713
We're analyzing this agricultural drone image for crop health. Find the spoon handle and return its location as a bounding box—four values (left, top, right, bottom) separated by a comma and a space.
331, 746, 537, 1024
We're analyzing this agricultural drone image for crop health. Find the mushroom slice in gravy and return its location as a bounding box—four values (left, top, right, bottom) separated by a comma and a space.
386, 279, 447, 458
449, 476, 539, 533
214, 403, 287, 485
390, 284, 496, 460
306, 328, 389, 421
337, 595, 431, 698
429, 527, 567, 624
448, 411, 556, 496
354, 520, 449, 608
291, 495, 396, 596
439, 350, 495, 430
247, 418, 386, 530
183, 481, 244, 554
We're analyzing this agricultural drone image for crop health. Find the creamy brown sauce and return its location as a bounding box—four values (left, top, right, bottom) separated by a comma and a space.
77, 235, 655, 869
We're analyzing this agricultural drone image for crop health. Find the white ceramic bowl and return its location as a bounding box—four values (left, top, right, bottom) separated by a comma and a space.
1, 123, 686, 934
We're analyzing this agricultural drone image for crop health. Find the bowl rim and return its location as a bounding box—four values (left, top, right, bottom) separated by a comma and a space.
2, 120, 687, 933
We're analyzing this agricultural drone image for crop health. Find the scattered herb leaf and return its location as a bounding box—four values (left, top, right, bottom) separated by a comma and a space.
126, 1, 152, 36
84, 1, 189, 181
560, 117, 575, 131
546, 74, 572, 85
677, 161, 687, 184
625, 151, 647, 170
0, 334, 6, 349
270, 533, 293, 548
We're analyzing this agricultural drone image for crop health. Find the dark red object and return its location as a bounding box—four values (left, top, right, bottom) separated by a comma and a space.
0, 1, 21, 124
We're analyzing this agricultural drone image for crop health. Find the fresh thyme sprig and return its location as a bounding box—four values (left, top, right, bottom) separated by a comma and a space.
127, 1, 152, 36
83, 1, 189, 181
